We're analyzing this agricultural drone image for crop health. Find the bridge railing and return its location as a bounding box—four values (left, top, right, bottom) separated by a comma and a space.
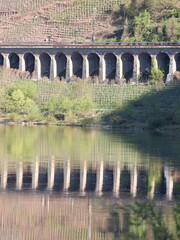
0, 42, 179, 47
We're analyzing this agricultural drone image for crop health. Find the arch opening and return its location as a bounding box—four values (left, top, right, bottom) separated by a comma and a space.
56, 53, 67, 80
24, 53, 35, 74
122, 53, 134, 82
9, 53, 19, 69
71, 52, 83, 78
88, 53, 100, 77
139, 53, 151, 81
175, 53, 180, 72
40, 53, 51, 78
104, 53, 117, 80
157, 53, 170, 80
0, 54, 4, 66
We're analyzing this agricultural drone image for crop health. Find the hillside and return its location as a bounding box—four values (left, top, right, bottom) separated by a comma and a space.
0, 0, 179, 43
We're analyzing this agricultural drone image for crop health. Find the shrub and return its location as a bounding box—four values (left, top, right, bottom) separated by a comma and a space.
44, 115, 58, 124
148, 117, 166, 128
149, 58, 164, 85
8, 80, 38, 100
109, 115, 126, 125
80, 117, 95, 126
7, 112, 22, 122
64, 111, 76, 125
4, 87, 40, 116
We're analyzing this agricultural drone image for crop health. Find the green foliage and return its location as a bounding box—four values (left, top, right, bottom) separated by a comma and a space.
133, 10, 152, 42
120, 202, 175, 240
46, 95, 95, 120
5, 88, 39, 115
7, 80, 38, 100
2, 81, 40, 121
149, 58, 164, 85
109, 116, 125, 125
148, 116, 166, 128
80, 117, 95, 125
111, 0, 180, 42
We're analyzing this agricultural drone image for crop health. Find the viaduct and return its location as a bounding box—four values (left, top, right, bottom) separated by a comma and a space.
0, 42, 179, 82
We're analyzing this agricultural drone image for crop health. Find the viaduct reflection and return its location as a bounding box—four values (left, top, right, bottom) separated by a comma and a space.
1, 159, 179, 201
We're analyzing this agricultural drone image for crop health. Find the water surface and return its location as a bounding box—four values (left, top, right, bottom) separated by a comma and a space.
0, 125, 179, 239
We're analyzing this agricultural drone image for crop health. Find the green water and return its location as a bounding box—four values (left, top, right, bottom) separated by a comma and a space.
0, 125, 179, 240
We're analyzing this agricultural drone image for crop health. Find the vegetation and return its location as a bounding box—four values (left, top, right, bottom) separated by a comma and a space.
109, 0, 180, 42
0, 68, 180, 129
101, 83, 180, 129
0, 0, 179, 43
115, 202, 180, 240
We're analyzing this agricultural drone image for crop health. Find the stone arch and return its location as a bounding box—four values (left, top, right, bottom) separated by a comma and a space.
9, 53, 19, 69
0, 54, 4, 66
71, 52, 83, 78
175, 53, 180, 72
56, 53, 67, 79
88, 53, 100, 77
40, 53, 51, 78
139, 52, 151, 81
24, 53, 35, 74
121, 53, 134, 81
157, 53, 170, 79
104, 53, 117, 80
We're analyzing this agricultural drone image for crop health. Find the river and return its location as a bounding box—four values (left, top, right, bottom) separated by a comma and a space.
0, 125, 179, 240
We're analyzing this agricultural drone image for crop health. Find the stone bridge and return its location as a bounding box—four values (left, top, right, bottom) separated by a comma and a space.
0, 43, 179, 82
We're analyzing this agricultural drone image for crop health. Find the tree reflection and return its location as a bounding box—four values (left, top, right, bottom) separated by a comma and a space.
115, 202, 179, 240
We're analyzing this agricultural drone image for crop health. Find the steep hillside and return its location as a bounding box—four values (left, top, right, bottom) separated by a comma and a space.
0, 0, 179, 43
0, 0, 121, 42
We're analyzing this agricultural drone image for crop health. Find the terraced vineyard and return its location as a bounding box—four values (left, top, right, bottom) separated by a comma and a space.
0, 0, 124, 43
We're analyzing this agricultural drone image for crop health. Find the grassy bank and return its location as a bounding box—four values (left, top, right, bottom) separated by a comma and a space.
0, 69, 180, 130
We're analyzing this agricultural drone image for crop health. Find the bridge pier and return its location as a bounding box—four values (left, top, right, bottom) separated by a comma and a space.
167, 55, 176, 82
3, 54, 10, 68
99, 55, 106, 81
35, 55, 41, 79
19, 54, 25, 72
66, 55, 73, 80
50, 55, 57, 80
116, 55, 123, 81
133, 55, 140, 82
82, 55, 89, 79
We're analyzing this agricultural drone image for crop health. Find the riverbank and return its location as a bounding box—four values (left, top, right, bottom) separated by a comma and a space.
0, 69, 180, 131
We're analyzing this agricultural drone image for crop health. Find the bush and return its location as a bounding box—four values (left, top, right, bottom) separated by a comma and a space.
149, 58, 164, 85
44, 115, 58, 124
7, 113, 22, 122
109, 115, 126, 125
64, 111, 76, 125
148, 117, 166, 128
80, 117, 95, 126
8, 80, 38, 100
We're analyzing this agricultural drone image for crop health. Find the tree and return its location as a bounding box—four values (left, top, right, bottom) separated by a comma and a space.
133, 10, 152, 41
